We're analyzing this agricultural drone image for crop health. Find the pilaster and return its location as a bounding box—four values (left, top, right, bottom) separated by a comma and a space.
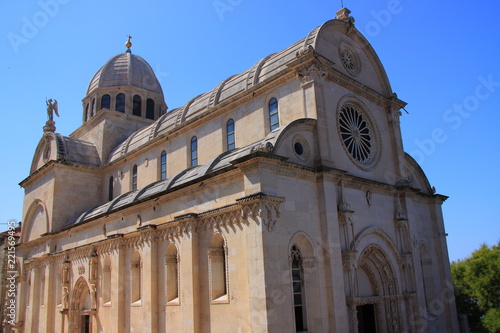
139, 232, 158, 332
315, 174, 349, 332
45, 261, 56, 332
246, 208, 269, 333
297, 62, 335, 167
387, 95, 408, 184
177, 217, 200, 332
110, 243, 125, 333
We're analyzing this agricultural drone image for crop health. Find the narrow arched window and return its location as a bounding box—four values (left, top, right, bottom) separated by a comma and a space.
209, 234, 227, 302
133, 95, 142, 117
226, 119, 235, 150
146, 98, 155, 120
132, 165, 138, 191
291, 245, 307, 332
166, 244, 179, 303
269, 98, 279, 131
131, 251, 141, 303
103, 257, 111, 304
160, 150, 167, 180
190, 136, 198, 167
85, 104, 89, 122
108, 176, 114, 201
116, 93, 126, 112
91, 98, 96, 117
101, 94, 111, 109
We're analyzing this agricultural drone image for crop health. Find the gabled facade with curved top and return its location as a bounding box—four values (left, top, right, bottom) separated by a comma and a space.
14, 8, 459, 333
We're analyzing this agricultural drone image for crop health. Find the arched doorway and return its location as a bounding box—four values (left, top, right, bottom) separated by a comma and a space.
70, 277, 92, 333
352, 245, 402, 333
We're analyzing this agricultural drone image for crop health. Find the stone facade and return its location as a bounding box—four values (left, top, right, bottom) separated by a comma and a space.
14, 9, 459, 333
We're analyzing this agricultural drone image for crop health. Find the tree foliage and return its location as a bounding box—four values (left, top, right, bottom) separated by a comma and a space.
451, 242, 500, 332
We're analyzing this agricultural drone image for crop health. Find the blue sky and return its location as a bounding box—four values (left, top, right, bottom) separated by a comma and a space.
1, 0, 499, 262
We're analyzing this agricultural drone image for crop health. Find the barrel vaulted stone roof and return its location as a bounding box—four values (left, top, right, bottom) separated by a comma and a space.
54, 134, 101, 167
106, 26, 322, 164
106, 18, 392, 164
72, 123, 291, 226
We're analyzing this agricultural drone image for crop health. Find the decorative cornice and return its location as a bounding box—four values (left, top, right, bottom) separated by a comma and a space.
19, 159, 100, 189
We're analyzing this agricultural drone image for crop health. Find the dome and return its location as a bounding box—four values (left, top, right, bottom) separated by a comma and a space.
86, 52, 163, 96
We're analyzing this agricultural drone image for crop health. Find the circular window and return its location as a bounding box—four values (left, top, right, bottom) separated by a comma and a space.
339, 43, 360, 76
338, 103, 377, 167
294, 142, 304, 156
292, 135, 310, 162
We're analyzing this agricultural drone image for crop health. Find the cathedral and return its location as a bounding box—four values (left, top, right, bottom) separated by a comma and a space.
13, 8, 459, 333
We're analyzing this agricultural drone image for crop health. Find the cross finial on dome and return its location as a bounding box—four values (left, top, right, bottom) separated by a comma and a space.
125, 35, 132, 53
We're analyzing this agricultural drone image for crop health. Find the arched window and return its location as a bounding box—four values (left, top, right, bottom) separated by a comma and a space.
91, 98, 96, 117
146, 98, 155, 120
132, 165, 138, 191
101, 94, 111, 109
166, 244, 179, 303
269, 98, 279, 131
291, 245, 307, 332
131, 251, 141, 303
133, 95, 142, 117
108, 176, 113, 201
103, 257, 111, 304
209, 234, 228, 302
160, 151, 167, 180
190, 136, 198, 167
116, 93, 126, 112
226, 119, 235, 150
85, 104, 89, 122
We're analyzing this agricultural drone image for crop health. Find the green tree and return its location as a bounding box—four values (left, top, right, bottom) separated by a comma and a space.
451, 242, 500, 333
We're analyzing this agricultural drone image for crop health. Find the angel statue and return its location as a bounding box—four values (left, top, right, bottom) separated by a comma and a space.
46, 98, 59, 121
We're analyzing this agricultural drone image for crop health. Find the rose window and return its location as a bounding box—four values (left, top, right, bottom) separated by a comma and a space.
338, 103, 374, 164
341, 49, 355, 71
